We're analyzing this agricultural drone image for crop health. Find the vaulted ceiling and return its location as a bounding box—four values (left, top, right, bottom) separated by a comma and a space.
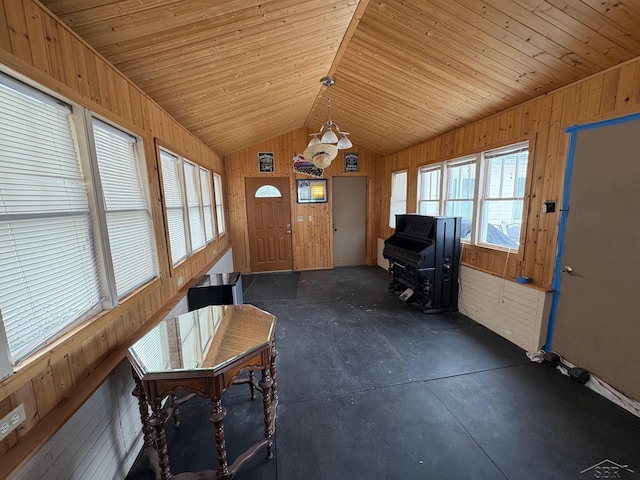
41, 0, 640, 156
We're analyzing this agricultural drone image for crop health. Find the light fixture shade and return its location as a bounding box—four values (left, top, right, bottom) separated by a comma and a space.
336, 135, 352, 149
321, 128, 339, 144
307, 135, 321, 147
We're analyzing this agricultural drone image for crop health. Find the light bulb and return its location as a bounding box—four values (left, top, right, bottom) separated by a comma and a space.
336, 134, 352, 149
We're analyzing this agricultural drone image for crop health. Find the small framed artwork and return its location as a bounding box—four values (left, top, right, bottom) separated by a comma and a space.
344, 152, 359, 172
296, 179, 328, 203
258, 152, 275, 173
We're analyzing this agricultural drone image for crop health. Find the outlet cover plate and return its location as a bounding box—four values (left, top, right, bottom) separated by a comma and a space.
0, 403, 25, 441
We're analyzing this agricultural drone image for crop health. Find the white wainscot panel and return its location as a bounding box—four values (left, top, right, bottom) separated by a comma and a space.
459, 266, 551, 352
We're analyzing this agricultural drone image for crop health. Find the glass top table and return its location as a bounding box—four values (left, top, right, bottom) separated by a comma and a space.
127, 304, 278, 480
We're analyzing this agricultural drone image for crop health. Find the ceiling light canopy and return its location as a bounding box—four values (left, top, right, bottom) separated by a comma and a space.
303, 77, 352, 169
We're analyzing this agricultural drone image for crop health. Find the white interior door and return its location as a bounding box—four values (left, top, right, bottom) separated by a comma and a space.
332, 177, 367, 266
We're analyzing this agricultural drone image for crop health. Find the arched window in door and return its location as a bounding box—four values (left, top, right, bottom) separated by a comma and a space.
255, 185, 282, 198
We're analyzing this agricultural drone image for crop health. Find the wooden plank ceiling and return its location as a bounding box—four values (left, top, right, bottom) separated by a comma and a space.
41, 0, 640, 156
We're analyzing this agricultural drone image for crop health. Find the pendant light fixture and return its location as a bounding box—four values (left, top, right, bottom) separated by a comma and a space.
303, 76, 352, 169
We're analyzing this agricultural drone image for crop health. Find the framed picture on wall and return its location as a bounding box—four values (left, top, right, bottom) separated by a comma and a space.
296, 179, 328, 203
344, 152, 359, 172
258, 152, 275, 172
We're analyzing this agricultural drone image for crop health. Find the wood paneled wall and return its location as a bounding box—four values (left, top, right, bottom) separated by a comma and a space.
224, 128, 380, 273
376, 57, 640, 290
0, 0, 229, 476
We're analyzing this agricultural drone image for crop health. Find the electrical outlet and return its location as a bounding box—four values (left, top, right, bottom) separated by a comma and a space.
177, 276, 184, 287
0, 404, 25, 441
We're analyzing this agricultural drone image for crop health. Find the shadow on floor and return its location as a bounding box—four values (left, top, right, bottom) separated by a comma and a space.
127, 266, 640, 480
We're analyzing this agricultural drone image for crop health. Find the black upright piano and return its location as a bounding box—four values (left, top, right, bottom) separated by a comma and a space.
383, 214, 461, 313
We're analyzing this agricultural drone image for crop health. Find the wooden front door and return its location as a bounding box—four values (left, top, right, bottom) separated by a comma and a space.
552, 116, 640, 400
245, 177, 293, 272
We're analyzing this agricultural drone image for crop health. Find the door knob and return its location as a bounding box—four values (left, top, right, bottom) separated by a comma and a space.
562, 266, 575, 275
286, 230, 291, 234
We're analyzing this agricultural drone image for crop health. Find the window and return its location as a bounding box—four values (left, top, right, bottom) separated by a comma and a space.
255, 185, 282, 198
199, 168, 215, 242
389, 170, 408, 228
0, 74, 157, 369
412, 140, 530, 253
160, 150, 188, 265
92, 119, 157, 298
160, 149, 217, 266
183, 160, 206, 251
213, 173, 226, 236
479, 144, 529, 249
417, 165, 442, 216
445, 158, 477, 241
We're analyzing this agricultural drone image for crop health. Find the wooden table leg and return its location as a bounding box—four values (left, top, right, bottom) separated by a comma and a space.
248, 370, 256, 400
209, 399, 230, 479
270, 342, 278, 404
132, 373, 154, 451
259, 369, 274, 459
132, 372, 162, 480
149, 400, 172, 480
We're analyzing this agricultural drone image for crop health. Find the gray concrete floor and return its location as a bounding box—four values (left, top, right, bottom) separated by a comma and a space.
126, 266, 640, 480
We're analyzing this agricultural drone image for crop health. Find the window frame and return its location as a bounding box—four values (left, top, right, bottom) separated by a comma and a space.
413, 139, 533, 257
417, 164, 443, 216
444, 156, 479, 244
0, 72, 158, 372
183, 159, 206, 252
199, 167, 217, 243
158, 144, 218, 268
389, 169, 408, 229
88, 115, 159, 300
213, 173, 226, 237
477, 142, 531, 252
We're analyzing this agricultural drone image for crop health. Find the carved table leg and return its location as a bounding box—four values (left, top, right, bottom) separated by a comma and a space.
259, 369, 274, 460
248, 370, 256, 400
149, 400, 171, 480
132, 374, 154, 450
132, 372, 162, 480
170, 395, 181, 426
270, 341, 279, 404
209, 399, 230, 479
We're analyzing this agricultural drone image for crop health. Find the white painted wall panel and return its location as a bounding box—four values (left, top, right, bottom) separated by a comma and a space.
15, 249, 234, 480
377, 238, 386, 269
459, 266, 551, 352
207, 247, 234, 274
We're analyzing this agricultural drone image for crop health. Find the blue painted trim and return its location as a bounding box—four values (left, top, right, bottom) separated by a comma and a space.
544, 132, 577, 351
544, 111, 640, 351
565, 111, 640, 134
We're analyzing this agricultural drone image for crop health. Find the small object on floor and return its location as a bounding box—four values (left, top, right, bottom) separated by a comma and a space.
542, 351, 561, 366
399, 288, 414, 302
568, 367, 591, 385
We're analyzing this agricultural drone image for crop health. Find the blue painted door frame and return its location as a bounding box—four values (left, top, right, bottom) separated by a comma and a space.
544, 111, 640, 351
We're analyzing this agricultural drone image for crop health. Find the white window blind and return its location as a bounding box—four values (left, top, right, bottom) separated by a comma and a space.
183, 160, 205, 251
0, 78, 102, 361
160, 150, 188, 265
92, 119, 158, 298
213, 173, 226, 236
199, 167, 215, 242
